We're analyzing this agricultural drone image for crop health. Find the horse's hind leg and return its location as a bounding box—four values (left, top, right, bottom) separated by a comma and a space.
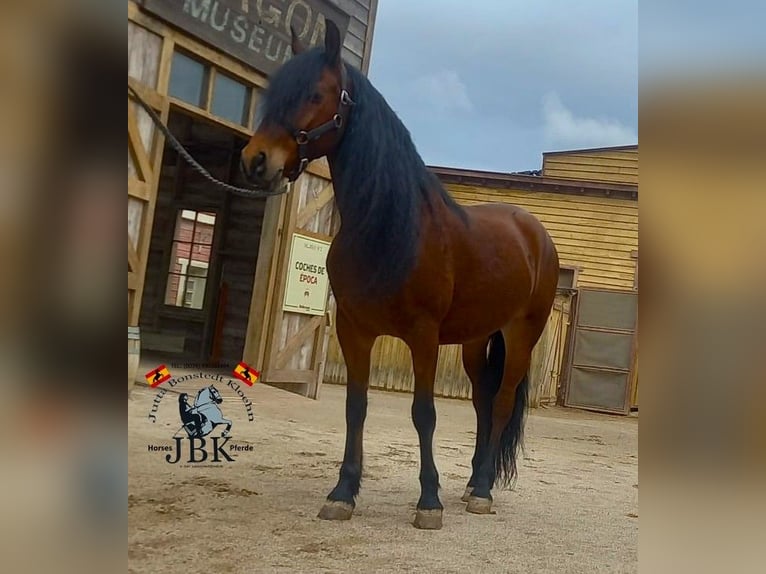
466, 318, 542, 515
461, 338, 493, 502
318, 311, 375, 521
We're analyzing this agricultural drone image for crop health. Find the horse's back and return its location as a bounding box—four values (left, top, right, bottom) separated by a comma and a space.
463, 202, 550, 241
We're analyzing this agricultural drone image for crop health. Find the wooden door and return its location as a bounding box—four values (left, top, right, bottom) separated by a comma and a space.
128, 19, 169, 327
244, 165, 337, 399
562, 288, 638, 415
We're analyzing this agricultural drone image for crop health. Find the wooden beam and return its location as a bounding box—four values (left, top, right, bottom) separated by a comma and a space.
169, 98, 252, 137
290, 228, 332, 243
128, 101, 153, 183
128, 178, 149, 201
361, 0, 380, 74
128, 233, 140, 272
264, 369, 315, 384
128, 76, 165, 111
242, 192, 289, 370
306, 159, 331, 179
274, 315, 323, 369
296, 182, 334, 229
127, 70, 169, 327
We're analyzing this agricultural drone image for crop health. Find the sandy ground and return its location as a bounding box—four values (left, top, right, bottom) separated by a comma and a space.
128, 372, 638, 574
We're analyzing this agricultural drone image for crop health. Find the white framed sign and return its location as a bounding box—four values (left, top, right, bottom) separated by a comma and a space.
282, 233, 331, 316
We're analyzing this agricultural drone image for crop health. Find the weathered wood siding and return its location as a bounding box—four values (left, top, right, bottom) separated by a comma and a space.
324, 337, 472, 398
447, 184, 638, 290
543, 146, 638, 185
323, 182, 637, 399
327, 0, 378, 71
133, 0, 378, 72
324, 293, 572, 402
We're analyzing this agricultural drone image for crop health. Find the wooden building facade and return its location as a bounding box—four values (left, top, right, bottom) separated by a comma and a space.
128, 0, 379, 398
324, 145, 639, 414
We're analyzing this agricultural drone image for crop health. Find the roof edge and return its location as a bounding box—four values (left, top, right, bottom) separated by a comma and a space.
542, 144, 638, 156
429, 165, 638, 201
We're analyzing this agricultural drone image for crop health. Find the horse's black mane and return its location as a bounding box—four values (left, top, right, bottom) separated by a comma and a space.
261, 48, 465, 296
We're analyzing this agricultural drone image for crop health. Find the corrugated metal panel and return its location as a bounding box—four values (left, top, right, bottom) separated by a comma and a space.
447, 184, 638, 290
543, 147, 638, 185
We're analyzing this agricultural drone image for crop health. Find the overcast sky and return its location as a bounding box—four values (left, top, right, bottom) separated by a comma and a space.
366, 0, 637, 173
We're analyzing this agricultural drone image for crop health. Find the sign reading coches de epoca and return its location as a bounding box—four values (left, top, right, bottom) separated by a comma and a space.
282, 233, 331, 316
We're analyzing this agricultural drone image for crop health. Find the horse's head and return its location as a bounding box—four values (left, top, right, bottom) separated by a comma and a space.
179, 393, 188, 403
241, 19, 353, 191
207, 385, 223, 404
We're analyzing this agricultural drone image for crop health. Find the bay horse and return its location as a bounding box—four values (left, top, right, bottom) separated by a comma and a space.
241, 21, 559, 530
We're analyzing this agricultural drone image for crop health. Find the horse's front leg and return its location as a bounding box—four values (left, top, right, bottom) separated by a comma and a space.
318, 312, 374, 521
408, 330, 443, 529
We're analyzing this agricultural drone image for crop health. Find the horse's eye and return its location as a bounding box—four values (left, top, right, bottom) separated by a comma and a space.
310, 92, 323, 104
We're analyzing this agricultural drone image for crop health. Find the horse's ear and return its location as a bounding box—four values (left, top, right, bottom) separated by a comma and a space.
324, 19, 342, 67
290, 24, 305, 56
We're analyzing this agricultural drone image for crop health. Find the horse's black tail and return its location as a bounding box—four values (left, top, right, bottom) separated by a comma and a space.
483, 331, 529, 489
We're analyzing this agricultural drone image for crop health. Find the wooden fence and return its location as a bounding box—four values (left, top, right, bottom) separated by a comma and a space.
323, 293, 572, 405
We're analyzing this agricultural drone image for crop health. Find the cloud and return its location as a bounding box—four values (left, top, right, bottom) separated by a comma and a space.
411, 69, 473, 113
542, 92, 636, 149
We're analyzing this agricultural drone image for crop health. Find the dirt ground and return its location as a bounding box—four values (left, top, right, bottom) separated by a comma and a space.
128, 372, 638, 574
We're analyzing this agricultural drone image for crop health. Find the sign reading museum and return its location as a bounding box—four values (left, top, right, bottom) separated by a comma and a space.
142, 0, 351, 75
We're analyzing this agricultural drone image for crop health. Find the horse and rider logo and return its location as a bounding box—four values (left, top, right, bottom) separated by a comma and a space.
145, 366, 257, 465
177, 385, 232, 439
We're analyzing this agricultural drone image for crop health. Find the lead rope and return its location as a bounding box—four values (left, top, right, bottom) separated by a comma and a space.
128, 84, 290, 198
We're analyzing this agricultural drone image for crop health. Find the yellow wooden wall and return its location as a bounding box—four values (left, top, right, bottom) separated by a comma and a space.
543, 146, 638, 185
447, 184, 638, 290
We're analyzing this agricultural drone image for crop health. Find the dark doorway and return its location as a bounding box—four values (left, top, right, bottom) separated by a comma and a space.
139, 109, 266, 366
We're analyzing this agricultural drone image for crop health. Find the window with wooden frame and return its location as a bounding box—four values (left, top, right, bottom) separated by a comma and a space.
164, 209, 216, 310
168, 49, 259, 129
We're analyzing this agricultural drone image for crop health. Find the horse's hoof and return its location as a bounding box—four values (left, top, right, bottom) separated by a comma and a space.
317, 500, 354, 521
413, 509, 443, 530
465, 496, 493, 515
461, 486, 473, 503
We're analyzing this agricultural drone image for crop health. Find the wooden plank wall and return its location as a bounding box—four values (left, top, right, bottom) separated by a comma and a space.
324, 182, 636, 398
259, 170, 337, 398
448, 185, 638, 290
324, 293, 572, 402
529, 294, 572, 406
128, 19, 166, 326
328, 0, 378, 72
543, 147, 638, 185
324, 336, 473, 399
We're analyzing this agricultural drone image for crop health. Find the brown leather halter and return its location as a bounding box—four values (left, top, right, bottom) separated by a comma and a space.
285, 65, 355, 181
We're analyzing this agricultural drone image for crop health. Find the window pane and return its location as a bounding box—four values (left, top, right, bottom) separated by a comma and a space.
211, 73, 248, 125
169, 52, 206, 106
174, 210, 196, 241
164, 273, 187, 307
183, 277, 207, 309
195, 212, 216, 244
165, 208, 215, 309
